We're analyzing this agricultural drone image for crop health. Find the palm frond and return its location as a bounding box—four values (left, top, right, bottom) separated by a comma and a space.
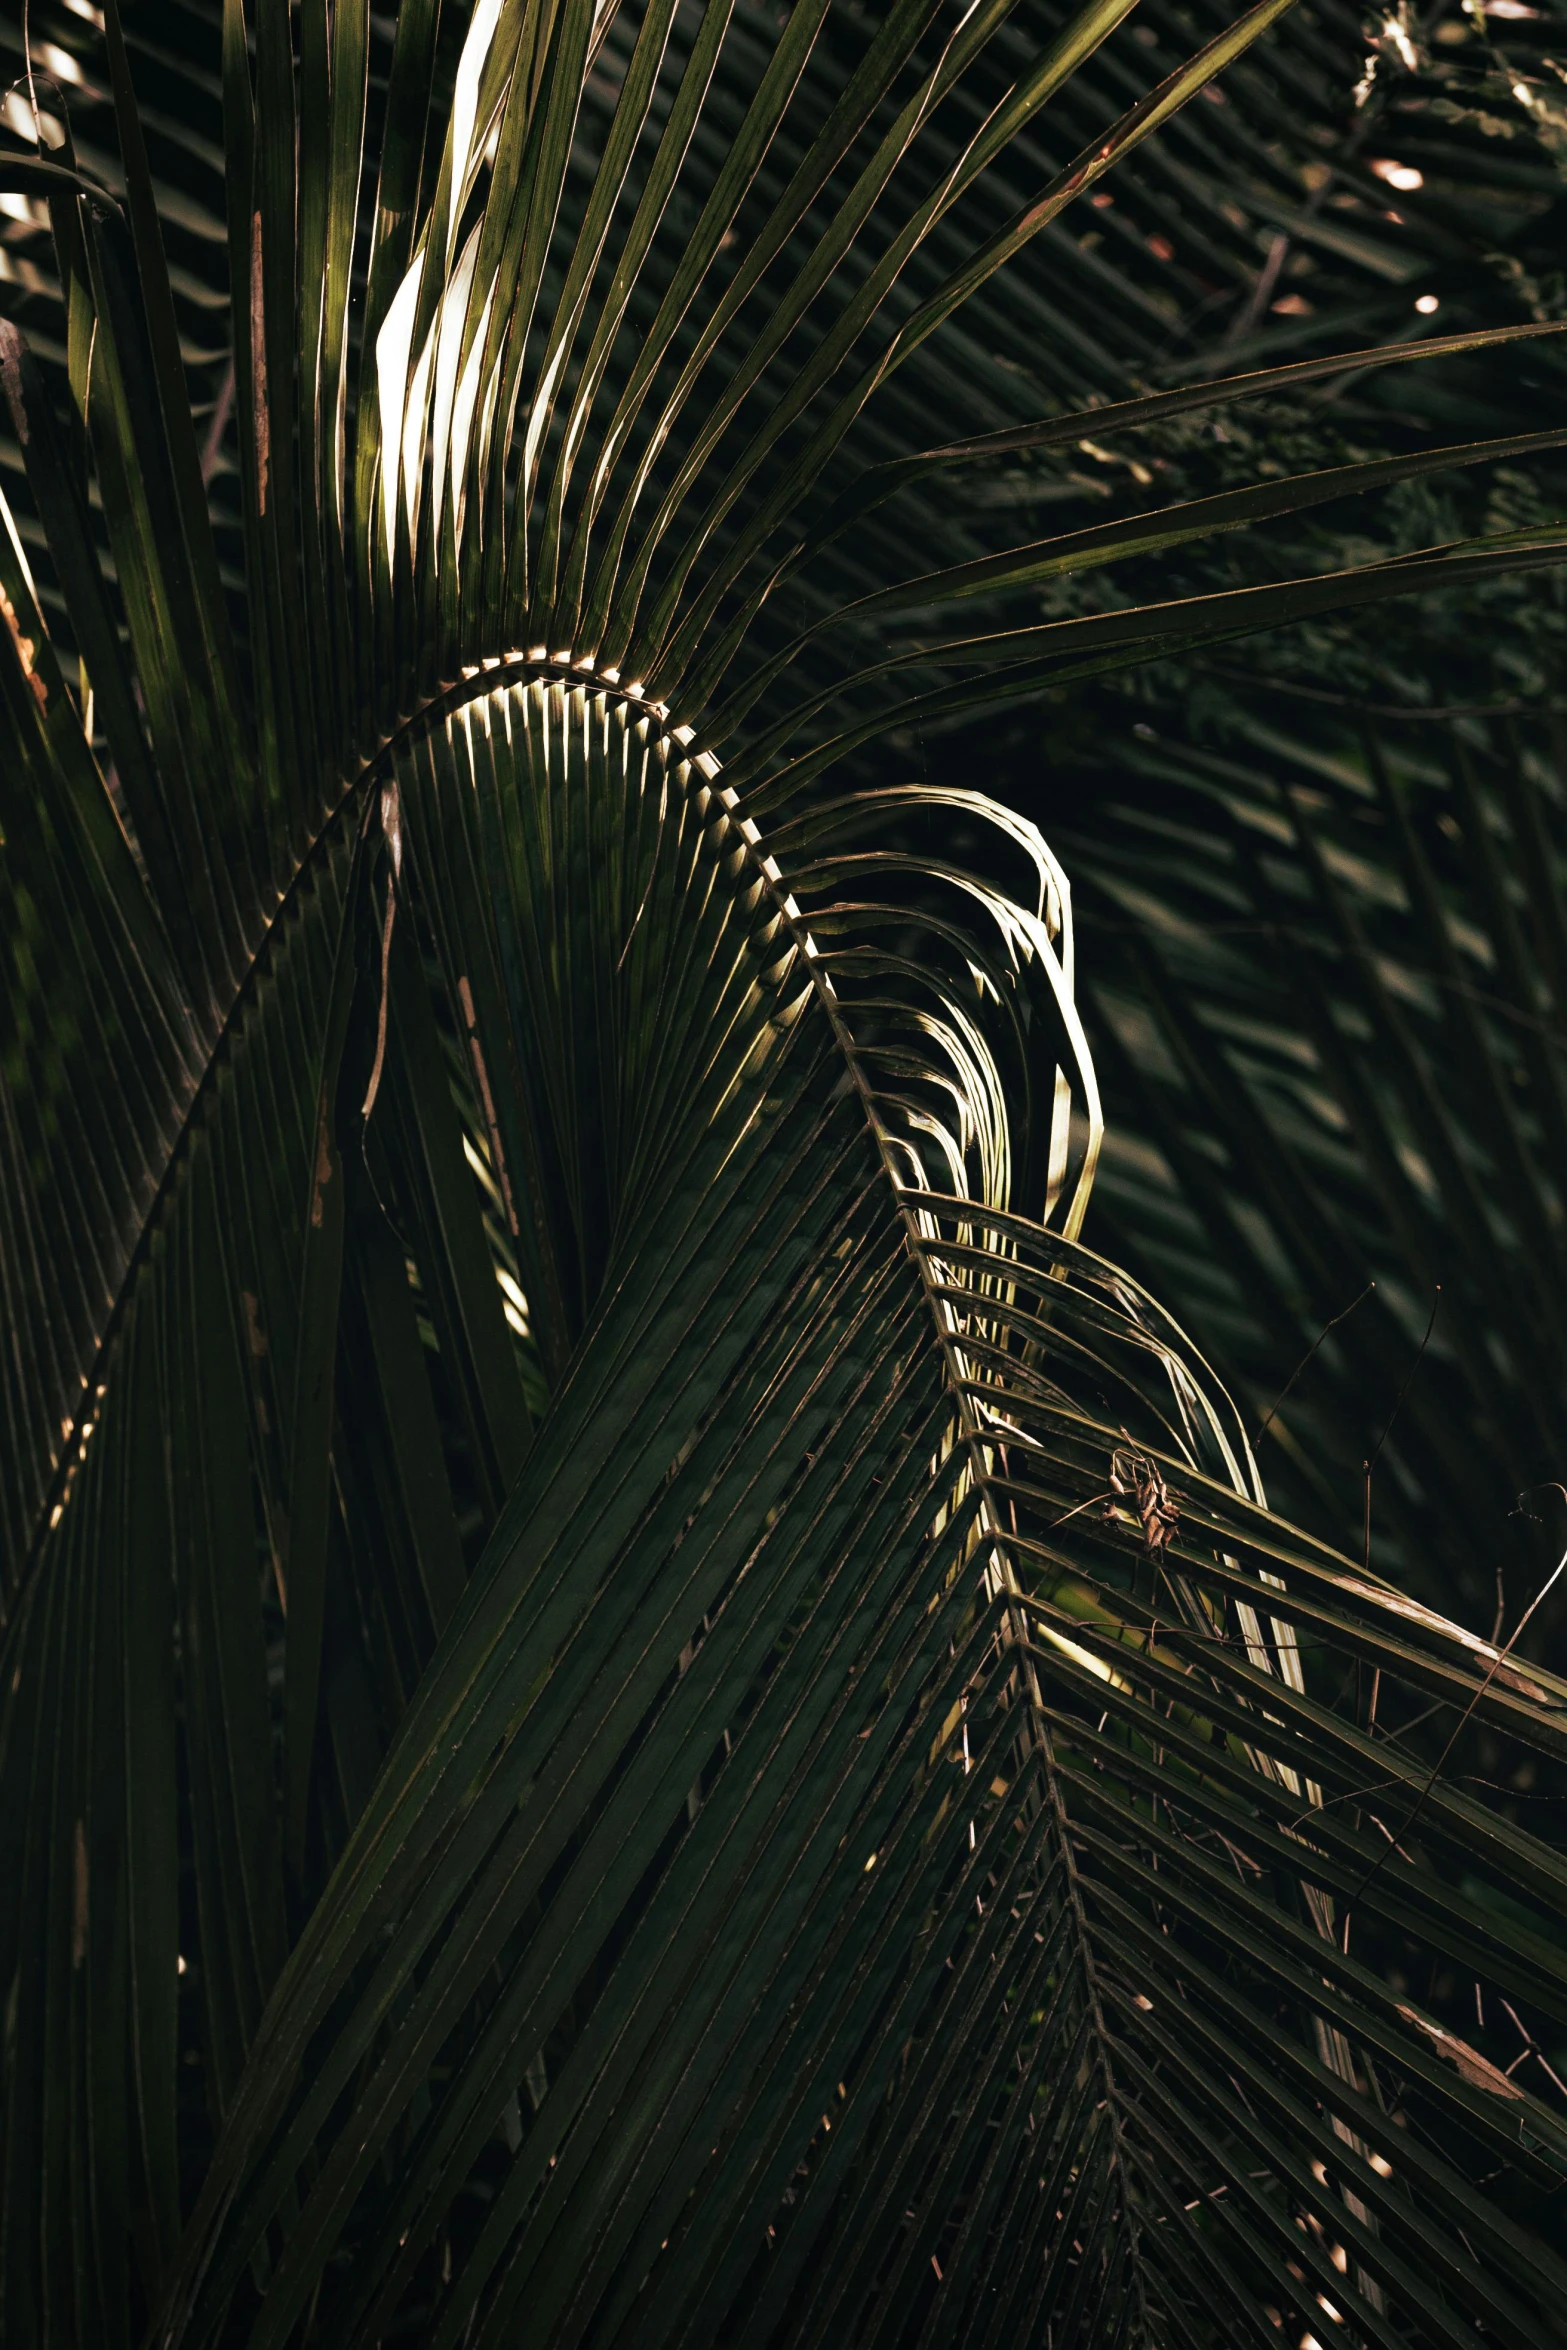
3, 3, 1567, 2344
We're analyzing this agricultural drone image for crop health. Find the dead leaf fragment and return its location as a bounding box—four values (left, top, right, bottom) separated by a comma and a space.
1396, 2003, 1524, 2098
0, 587, 48, 709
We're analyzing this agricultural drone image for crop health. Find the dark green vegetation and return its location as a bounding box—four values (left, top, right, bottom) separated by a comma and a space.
6, 1, 1567, 2343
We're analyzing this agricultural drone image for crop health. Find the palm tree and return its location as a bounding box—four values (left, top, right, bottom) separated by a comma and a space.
5, 2, 1567, 2344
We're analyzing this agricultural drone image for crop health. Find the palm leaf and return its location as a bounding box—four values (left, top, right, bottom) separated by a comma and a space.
4, 3, 1567, 2344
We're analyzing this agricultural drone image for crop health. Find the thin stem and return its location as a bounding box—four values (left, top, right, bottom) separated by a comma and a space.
1361, 1286, 1440, 1577
1344, 1512, 1567, 1919
1255, 1281, 1375, 1454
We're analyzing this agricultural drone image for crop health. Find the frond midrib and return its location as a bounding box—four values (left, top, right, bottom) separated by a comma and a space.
718, 779, 1161, 2341
12, 653, 674, 1613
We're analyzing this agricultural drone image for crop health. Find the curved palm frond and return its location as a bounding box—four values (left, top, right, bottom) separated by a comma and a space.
3, 2, 1567, 2345
1041, 668, 1567, 1623
897, 0, 1567, 1629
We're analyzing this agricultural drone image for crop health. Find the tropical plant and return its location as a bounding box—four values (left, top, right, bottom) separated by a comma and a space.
7, 3, 1567, 2346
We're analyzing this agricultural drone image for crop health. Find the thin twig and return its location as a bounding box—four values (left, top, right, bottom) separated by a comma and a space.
1046, 1488, 1116, 1535
1343, 1496, 1567, 1920
1363, 1287, 1440, 1575
1255, 1280, 1375, 1454
1368, 1288, 1440, 1485
1229, 231, 1289, 341
200, 359, 236, 485
1501, 1999, 1567, 2100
